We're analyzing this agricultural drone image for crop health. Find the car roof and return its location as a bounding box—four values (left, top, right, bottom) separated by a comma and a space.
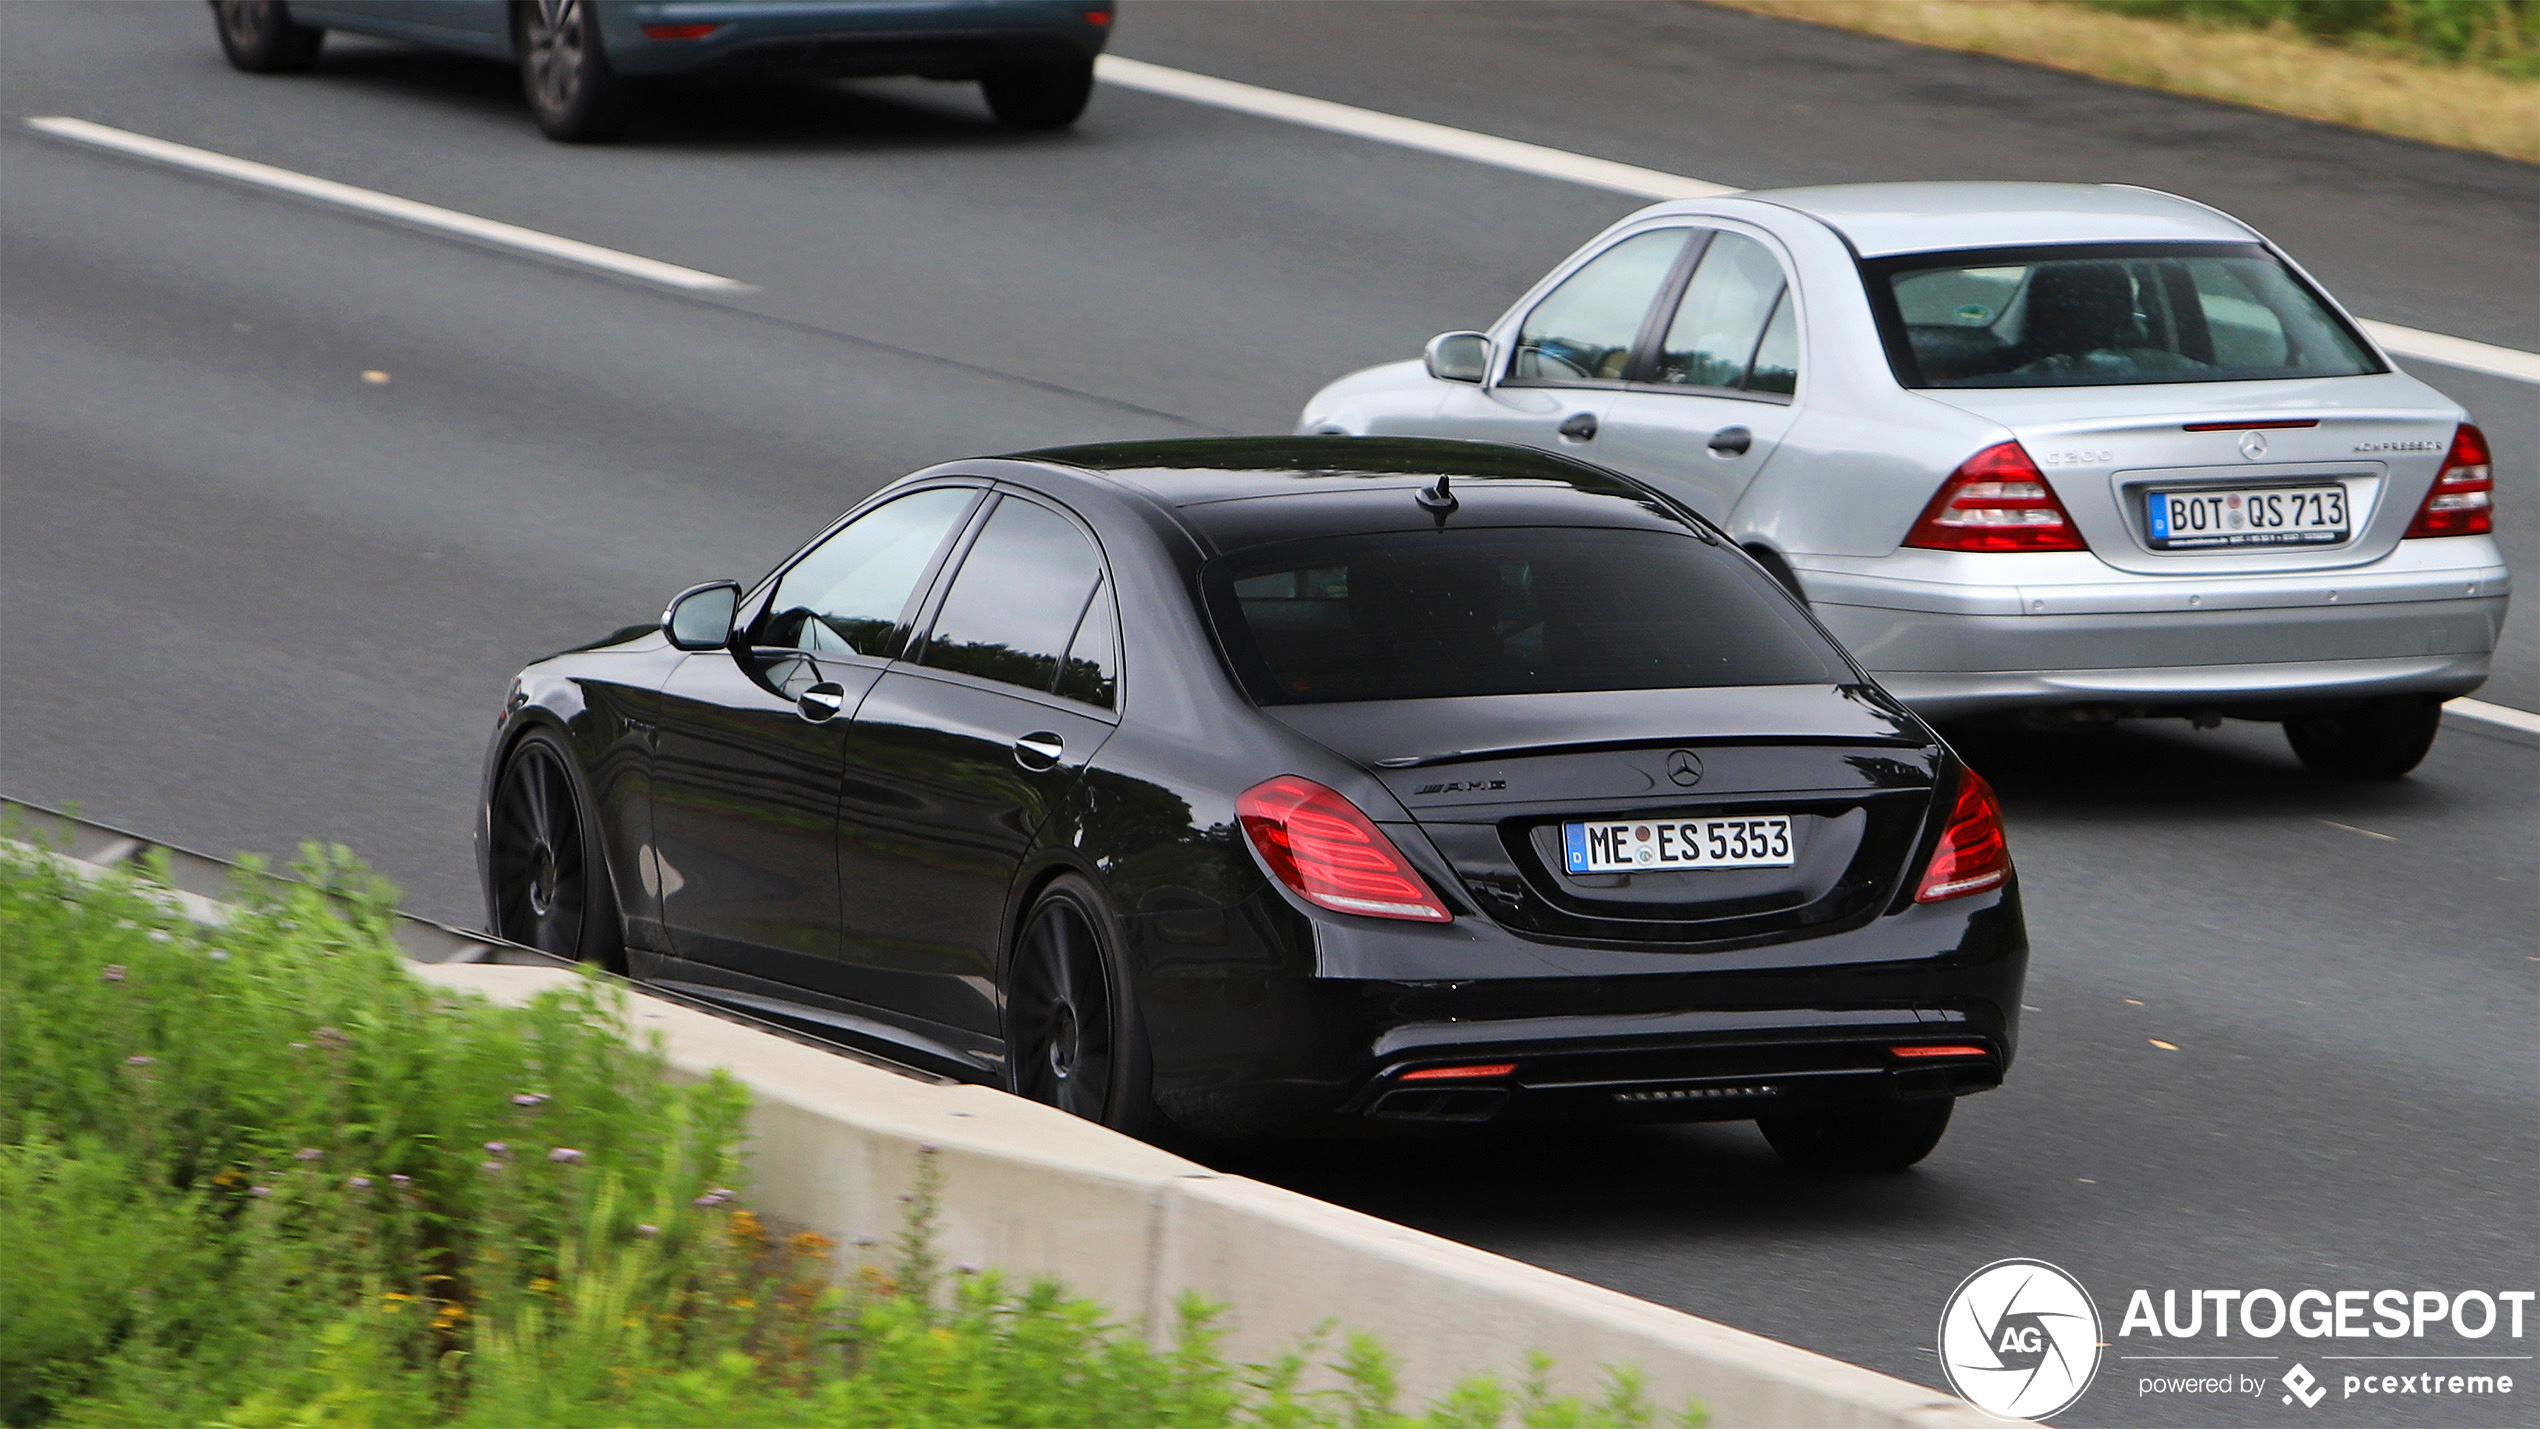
1732, 181, 2260, 258
1012, 436, 1702, 553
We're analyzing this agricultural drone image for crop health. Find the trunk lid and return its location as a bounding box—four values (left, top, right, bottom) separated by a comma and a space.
1924, 372, 2461, 576
1270, 685, 1941, 947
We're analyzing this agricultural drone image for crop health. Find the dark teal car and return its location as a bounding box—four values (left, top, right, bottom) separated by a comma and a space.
210, 0, 1115, 140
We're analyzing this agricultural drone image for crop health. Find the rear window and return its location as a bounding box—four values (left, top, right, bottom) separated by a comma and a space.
1864, 242, 2381, 389
1204, 527, 1848, 705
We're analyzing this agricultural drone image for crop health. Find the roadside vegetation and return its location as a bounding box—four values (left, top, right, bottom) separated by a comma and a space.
1702, 0, 2540, 162
0, 838, 1699, 1427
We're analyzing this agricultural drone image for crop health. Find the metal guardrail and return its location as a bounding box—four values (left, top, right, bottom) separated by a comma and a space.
0, 796, 945, 1084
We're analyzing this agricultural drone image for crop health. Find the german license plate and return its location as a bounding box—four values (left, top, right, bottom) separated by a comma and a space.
2147, 484, 2347, 549
1563, 816, 1794, 873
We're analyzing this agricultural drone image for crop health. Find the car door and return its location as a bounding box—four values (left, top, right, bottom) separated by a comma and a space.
1594, 229, 1804, 522
647, 485, 982, 989
1438, 227, 1693, 456
835, 490, 1120, 1040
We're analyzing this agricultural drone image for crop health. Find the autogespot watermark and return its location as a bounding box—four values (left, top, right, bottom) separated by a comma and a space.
1939, 1264, 2536, 1421
1939, 1260, 2103, 1422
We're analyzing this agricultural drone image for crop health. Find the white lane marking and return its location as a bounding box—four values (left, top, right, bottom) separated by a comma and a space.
2447, 696, 2540, 736
1095, 56, 1737, 201
1098, 58, 2540, 386
2359, 321, 2540, 386
24, 116, 748, 293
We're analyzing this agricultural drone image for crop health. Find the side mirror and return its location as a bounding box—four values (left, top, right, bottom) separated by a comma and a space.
662, 581, 741, 652
1423, 330, 1491, 383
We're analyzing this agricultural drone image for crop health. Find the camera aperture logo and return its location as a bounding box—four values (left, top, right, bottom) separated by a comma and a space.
1940, 1259, 2103, 1421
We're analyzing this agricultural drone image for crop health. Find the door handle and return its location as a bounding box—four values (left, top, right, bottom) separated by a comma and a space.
796, 682, 847, 723
1708, 425, 1753, 456
1013, 732, 1065, 770
1557, 411, 1599, 441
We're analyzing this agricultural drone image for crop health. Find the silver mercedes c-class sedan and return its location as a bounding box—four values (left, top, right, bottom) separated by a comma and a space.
1298, 182, 2507, 778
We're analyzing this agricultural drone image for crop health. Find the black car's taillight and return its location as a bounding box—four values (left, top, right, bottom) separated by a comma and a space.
1237, 776, 1450, 922
1915, 769, 2011, 903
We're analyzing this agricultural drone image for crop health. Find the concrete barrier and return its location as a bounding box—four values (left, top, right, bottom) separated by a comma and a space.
421, 960, 1991, 1428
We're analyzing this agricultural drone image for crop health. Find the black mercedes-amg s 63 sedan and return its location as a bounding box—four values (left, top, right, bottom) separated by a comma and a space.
479, 437, 2027, 1170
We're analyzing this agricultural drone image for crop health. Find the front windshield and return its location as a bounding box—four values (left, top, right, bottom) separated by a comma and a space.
1865, 243, 2382, 389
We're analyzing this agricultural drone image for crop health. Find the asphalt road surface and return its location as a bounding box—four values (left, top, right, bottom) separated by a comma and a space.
3, 5, 2532, 1424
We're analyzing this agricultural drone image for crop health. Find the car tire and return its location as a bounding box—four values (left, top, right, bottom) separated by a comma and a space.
1758, 1098, 1952, 1172
488, 729, 626, 971
2283, 697, 2443, 780
980, 58, 1096, 131
211, 1, 324, 74
1006, 873, 1167, 1136
516, 0, 631, 143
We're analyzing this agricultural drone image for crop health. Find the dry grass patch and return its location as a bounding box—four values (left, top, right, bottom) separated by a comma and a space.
1702, 0, 2540, 162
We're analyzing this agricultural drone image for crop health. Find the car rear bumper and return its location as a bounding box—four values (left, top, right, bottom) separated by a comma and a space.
1128, 880, 2027, 1138
601, 2, 1108, 78
1796, 541, 2508, 718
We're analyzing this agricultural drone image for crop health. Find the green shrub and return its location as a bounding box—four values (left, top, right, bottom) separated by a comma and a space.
0, 839, 1698, 1427
2075, 0, 2540, 77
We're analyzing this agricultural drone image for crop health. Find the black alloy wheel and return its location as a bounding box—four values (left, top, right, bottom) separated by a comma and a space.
980, 58, 1096, 131
489, 732, 623, 969
2283, 696, 2443, 779
518, 0, 629, 142
1007, 876, 1159, 1130
1758, 1098, 1953, 1173
212, 0, 325, 73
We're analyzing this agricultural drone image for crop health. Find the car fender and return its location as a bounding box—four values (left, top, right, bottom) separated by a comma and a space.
1730, 394, 2010, 561
1297, 359, 1447, 436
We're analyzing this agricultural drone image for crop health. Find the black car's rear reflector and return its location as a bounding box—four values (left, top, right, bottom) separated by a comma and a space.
1399, 1062, 1516, 1081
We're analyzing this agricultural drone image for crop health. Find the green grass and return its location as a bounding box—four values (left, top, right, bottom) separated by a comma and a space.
2075, 0, 2540, 78
0, 837, 1700, 1427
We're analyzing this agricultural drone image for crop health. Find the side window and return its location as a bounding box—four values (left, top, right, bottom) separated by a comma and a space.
1654, 232, 1790, 391
1745, 291, 1798, 396
1054, 578, 1117, 709
1511, 230, 1688, 383
762, 487, 977, 658
920, 497, 1106, 697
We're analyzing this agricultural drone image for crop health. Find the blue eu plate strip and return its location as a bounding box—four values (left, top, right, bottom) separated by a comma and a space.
2147, 492, 2170, 542
1563, 822, 1589, 873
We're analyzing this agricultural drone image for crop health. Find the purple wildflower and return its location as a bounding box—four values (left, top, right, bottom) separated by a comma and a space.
249, 1186, 272, 1198
482, 1141, 508, 1157
547, 1147, 583, 1164
635, 1223, 661, 1238
102, 965, 126, 982
125, 1055, 154, 1066
691, 1188, 734, 1208
389, 1174, 411, 1188
510, 1092, 547, 1108
349, 1176, 372, 1189
294, 1147, 322, 1162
